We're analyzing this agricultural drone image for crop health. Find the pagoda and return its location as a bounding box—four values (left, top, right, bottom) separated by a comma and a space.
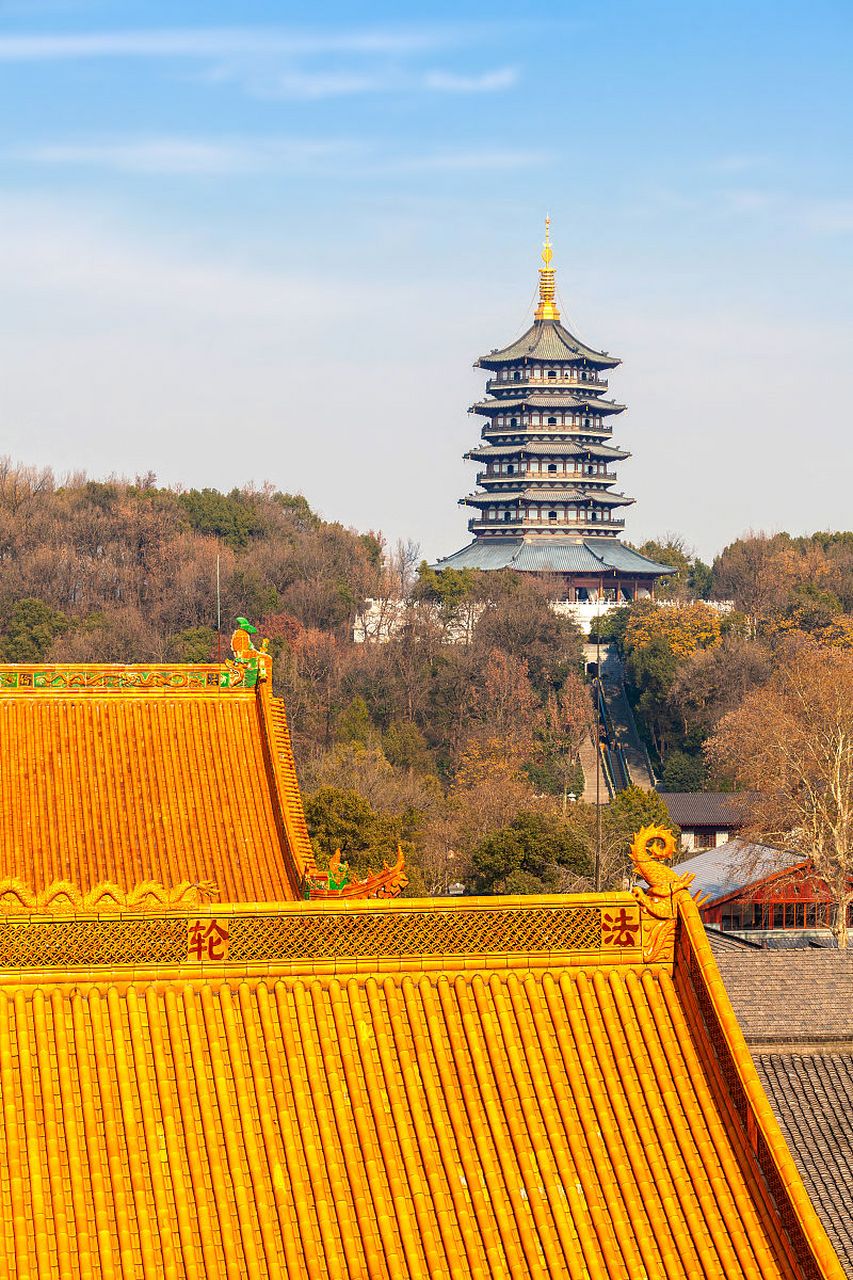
436, 220, 672, 602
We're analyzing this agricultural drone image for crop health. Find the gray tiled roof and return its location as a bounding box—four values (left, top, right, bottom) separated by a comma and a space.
712, 950, 853, 1277
662, 792, 753, 828
476, 319, 620, 369
465, 487, 631, 506
705, 928, 763, 953
465, 442, 630, 460
583, 538, 674, 574
675, 839, 802, 899
432, 537, 675, 575
713, 951, 853, 1043
471, 394, 625, 416
754, 1054, 853, 1278
511, 542, 625, 572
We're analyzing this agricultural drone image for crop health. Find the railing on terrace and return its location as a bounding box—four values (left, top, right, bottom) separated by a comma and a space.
476, 470, 617, 483
487, 373, 607, 391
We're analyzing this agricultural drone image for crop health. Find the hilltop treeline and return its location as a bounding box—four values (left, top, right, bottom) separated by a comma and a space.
1, 460, 648, 895
3, 459, 850, 895
0, 459, 383, 661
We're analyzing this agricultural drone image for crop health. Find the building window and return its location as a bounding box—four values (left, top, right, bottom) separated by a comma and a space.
510, 418, 518, 428
547, 369, 556, 379
547, 463, 557, 473
548, 510, 557, 522
513, 371, 521, 381
721, 906, 743, 931
547, 416, 557, 425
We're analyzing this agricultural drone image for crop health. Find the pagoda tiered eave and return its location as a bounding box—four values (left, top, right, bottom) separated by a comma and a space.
465, 442, 631, 461
462, 488, 635, 509
470, 394, 626, 417
475, 318, 621, 370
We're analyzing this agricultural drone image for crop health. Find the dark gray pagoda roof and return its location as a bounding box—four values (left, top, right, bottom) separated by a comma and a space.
464, 486, 633, 507
465, 442, 630, 461
476, 319, 620, 370
471, 394, 625, 417
432, 538, 674, 576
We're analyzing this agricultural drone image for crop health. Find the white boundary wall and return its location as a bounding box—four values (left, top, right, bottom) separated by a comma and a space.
354, 597, 733, 643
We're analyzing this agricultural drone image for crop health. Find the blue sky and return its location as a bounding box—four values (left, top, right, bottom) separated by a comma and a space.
0, 0, 851, 561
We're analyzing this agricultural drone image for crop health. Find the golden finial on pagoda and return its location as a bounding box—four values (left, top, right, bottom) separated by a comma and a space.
535, 213, 560, 321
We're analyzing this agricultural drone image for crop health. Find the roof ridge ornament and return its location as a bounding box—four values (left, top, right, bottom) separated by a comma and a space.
534, 213, 560, 322
0, 877, 220, 913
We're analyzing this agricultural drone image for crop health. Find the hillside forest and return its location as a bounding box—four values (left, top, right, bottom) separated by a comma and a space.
2, 459, 852, 898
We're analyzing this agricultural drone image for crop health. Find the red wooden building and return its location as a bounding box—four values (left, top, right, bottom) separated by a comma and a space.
677, 841, 852, 938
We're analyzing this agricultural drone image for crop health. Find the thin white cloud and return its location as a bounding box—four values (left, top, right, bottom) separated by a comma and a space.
8, 135, 544, 177
11, 136, 359, 176
706, 153, 773, 176
0, 25, 461, 60
423, 66, 517, 92
388, 147, 550, 173
204, 62, 520, 102
0, 24, 522, 100
240, 68, 401, 101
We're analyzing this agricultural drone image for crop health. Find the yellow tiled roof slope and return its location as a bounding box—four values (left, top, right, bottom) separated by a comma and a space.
0, 892, 842, 1279
0, 663, 316, 902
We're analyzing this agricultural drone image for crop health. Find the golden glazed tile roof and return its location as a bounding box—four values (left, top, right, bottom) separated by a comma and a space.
0, 892, 843, 1279
0, 663, 316, 903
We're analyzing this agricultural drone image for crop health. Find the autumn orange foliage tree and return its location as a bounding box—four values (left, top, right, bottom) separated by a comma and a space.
706, 640, 853, 947
624, 601, 722, 659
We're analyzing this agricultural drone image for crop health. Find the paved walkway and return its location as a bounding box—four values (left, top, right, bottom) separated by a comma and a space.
583, 642, 656, 793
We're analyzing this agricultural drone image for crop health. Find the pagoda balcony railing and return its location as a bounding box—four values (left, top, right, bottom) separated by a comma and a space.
488, 373, 607, 391
483, 423, 611, 437
468, 516, 626, 532
476, 469, 617, 484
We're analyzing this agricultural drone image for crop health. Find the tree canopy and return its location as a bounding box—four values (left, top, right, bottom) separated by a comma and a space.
706, 641, 853, 947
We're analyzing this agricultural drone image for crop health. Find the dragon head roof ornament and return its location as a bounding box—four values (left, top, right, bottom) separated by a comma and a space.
629, 824, 696, 920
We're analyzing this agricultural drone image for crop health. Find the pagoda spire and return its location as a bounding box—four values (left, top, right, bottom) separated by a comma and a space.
534, 214, 560, 321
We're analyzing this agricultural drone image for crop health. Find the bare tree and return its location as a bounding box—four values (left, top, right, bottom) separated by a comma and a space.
705, 639, 853, 947
0, 457, 54, 515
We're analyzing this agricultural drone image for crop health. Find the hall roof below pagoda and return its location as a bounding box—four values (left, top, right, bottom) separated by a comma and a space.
0, 891, 840, 1278
0, 662, 316, 903
471, 393, 626, 416
433, 537, 675, 575
476, 318, 621, 369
